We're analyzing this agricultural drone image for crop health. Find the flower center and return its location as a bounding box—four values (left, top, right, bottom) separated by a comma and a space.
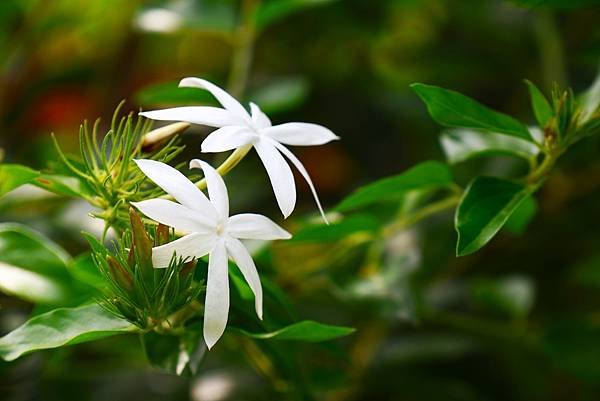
215, 222, 226, 236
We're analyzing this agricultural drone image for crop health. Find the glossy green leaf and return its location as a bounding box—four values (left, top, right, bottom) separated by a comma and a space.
291, 214, 379, 242
233, 320, 355, 342
455, 176, 530, 256
0, 223, 72, 303
32, 174, 94, 198
440, 129, 539, 164
525, 80, 553, 127
142, 323, 206, 376
0, 164, 39, 197
0, 303, 137, 361
0, 262, 68, 304
504, 195, 537, 235
337, 161, 453, 212
68, 253, 107, 291
411, 83, 532, 140
255, 0, 338, 29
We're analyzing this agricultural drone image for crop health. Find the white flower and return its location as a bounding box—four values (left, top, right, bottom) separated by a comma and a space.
131, 158, 291, 349
139, 77, 339, 222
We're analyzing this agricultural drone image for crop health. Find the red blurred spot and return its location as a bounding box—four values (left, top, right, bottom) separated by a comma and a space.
30, 89, 95, 130
295, 144, 354, 195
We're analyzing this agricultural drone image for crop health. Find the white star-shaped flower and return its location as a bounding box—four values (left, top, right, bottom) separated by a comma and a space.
140, 77, 339, 222
132, 158, 291, 349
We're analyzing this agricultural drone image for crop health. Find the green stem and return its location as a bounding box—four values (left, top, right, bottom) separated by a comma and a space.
227, 0, 260, 97
533, 10, 566, 90
524, 148, 562, 186
382, 194, 462, 237
160, 144, 252, 200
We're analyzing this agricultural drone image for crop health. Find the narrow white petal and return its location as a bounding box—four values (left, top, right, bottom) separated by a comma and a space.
152, 233, 215, 268
253, 140, 296, 218
132, 199, 214, 234
179, 77, 251, 122
189, 160, 229, 220
269, 140, 329, 224
140, 107, 245, 127
228, 213, 291, 240
225, 237, 263, 319
134, 159, 218, 220
203, 240, 229, 349
250, 102, 272, 129
261, 122, 339, 146
201, 126, 257, 153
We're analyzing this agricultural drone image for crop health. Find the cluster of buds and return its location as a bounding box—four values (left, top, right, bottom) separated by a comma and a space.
88, 208, 203, 331
52, 105, 188, 233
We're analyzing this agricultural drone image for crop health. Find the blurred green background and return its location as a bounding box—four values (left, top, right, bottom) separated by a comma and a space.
1, 0, 600, 400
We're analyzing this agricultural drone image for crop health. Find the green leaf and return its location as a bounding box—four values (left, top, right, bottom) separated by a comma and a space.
504, 195, 537, 235
233, 320, 354, 342
0, 164, 39, 197
68, 253, 107, 291
249, 77, 309, 114
470, 275, 535, 319
455, 176, 530, 256
135, 80, 217, 107
291, 214, 379, 242
141, 323, 206, 376
337, 161, 453, 212
0, 303, 136, 361
0, 223, 72, 303
0, 262, 68, 304
581, 68, 600, 122
411, 83, 532, 140
255, 0, 338, 30
524, 80, 553, 127
440, 129, 539, 164
32, 174, 94, 198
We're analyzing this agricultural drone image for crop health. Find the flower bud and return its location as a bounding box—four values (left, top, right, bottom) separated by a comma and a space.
155, 224, 170, 246
141, 122, 190, 152
129, 207, 154, 284
107, 255, 133, 292
179, 259, 197, 281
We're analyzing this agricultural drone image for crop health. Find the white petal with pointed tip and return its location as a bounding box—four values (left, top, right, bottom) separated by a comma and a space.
228, 213, 291, 240
140, 107, 245, 128
135, 159, 218, 218
225, 237, 263, 319
189, 160, 229, 219
270, 140, 329, 224
250, 102, 271, 129
179, 77, 251, 122
132, 199, 214, 234
253, 140, 296, 218
201, 126, 257, 153
152, 233, 216, 268
203, 240, 229, 349
262, 122, 339, 146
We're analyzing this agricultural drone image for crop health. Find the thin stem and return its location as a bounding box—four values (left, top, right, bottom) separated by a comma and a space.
533, 10, 566, 90
227, 0, 260, 97
524, 148, 562, 186
382, 194, 462, 237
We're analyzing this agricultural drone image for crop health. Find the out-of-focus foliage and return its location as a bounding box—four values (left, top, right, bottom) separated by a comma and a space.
1, 0, 600, 401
